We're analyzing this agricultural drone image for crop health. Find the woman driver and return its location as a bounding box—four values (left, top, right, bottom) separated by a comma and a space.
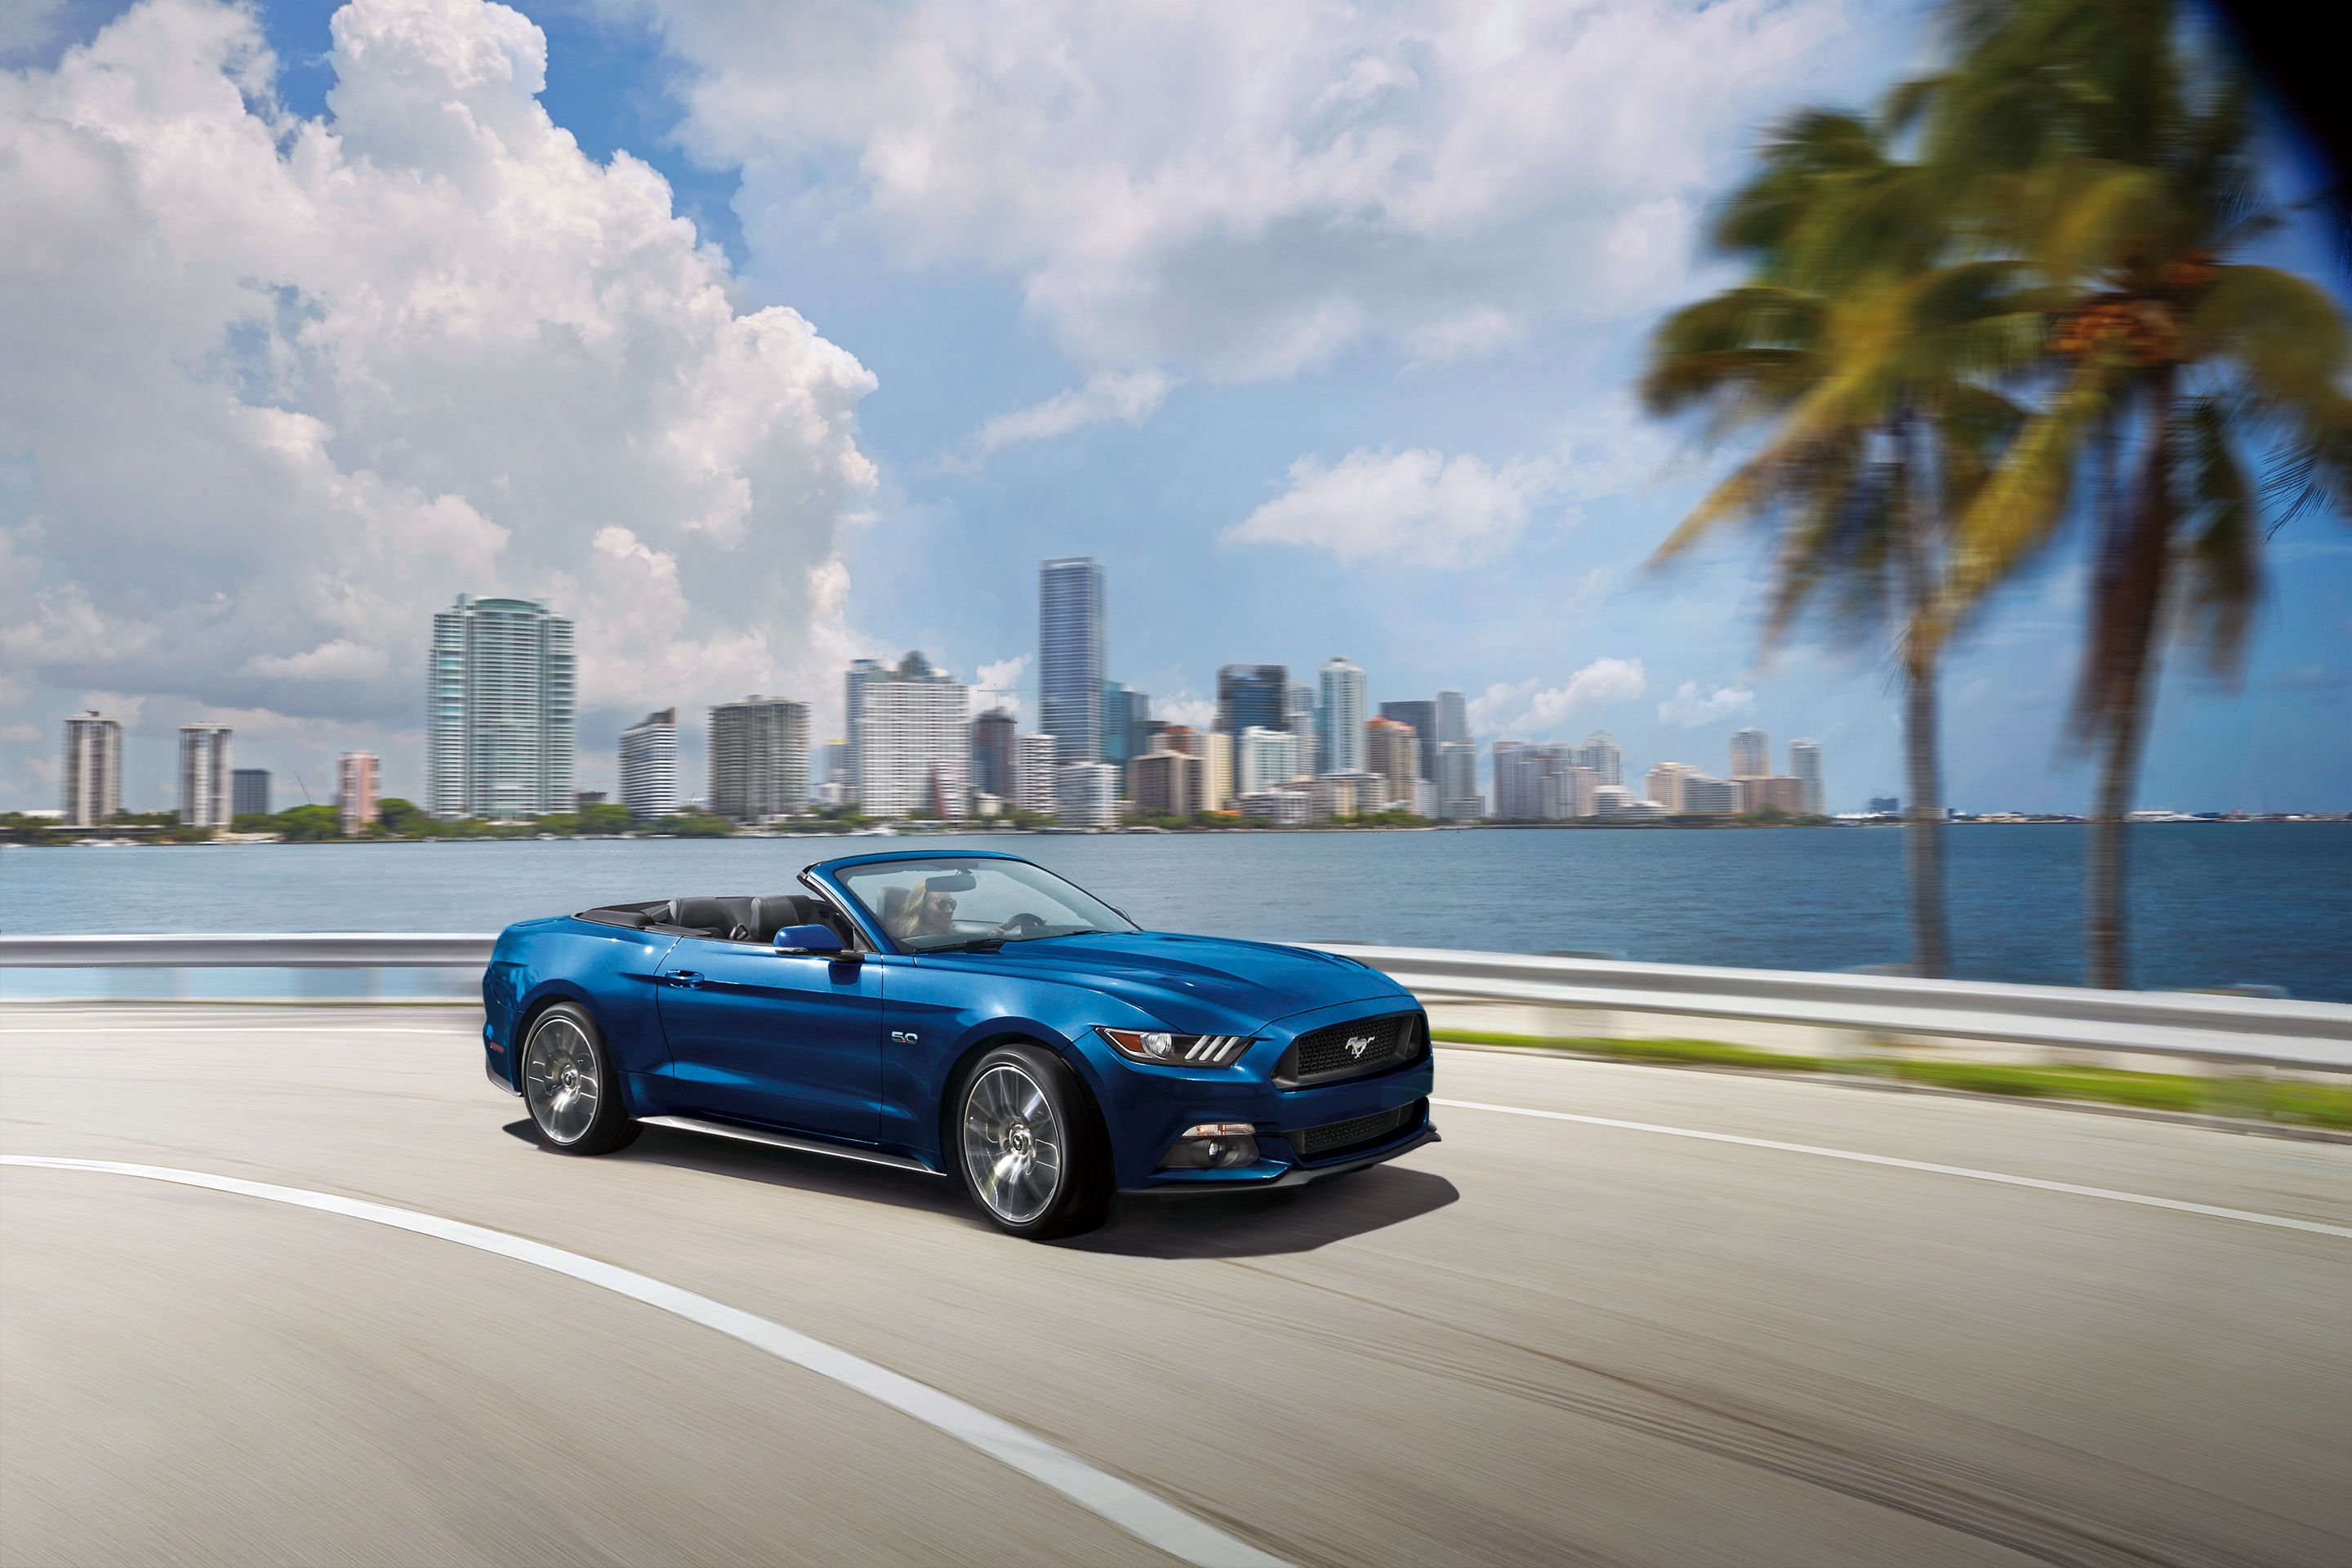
892, 879, 962, 942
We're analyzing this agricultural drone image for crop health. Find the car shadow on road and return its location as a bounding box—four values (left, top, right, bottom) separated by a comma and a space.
1064, 1165, 1460, 1260
501, 1119, 980, 1225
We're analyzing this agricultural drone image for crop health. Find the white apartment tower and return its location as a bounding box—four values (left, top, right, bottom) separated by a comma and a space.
1236, 726, 1300, 795
337, 751, 379, 835
618, 708, 682, 820
427, 595, 576, 820
177, 724, 233, 828
1317, 655, 1368, 776
1575, 731, 1624, 787
62, 712, 122, 826
850, 653, 968, 819
1015, 733, 1060, 813
1731, 726, 1771, 778
709, 697, 809, 822
1789, 738, 1825, 816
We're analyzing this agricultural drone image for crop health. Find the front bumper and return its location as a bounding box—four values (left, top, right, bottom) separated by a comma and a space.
1093, 995, 1438, 1192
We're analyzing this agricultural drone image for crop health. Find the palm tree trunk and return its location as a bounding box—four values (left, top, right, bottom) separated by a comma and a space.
1897, 412, 1949, 978
2083, 372, 2176, 990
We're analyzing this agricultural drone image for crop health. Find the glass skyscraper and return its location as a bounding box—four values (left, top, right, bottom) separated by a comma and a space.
1039, 557, 1105, 766
1217, 664, 1289, 736
427, 595, 575, 820
1377, 700, 1437, 781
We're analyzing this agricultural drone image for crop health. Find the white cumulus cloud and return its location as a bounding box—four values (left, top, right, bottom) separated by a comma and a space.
1467, 657, 1646, 736
644, 0, 1850, 379
952, 369, 1178, 468
1226, 448, 1557, 568
1658, 680, 1756, 728
0, 0, 876, 773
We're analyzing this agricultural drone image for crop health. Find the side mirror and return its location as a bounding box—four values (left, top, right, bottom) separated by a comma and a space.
775, 924, 847, 956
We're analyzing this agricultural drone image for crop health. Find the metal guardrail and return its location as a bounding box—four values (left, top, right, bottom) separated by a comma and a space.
1299, 944, 2352, 1071
3, 933, 2347, 1071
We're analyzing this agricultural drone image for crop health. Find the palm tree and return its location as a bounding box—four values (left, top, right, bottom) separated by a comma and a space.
1643, 110, 2033, 978
1925, 0, 2352, 987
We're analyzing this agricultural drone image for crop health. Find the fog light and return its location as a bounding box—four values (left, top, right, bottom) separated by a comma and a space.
1156, 1122, 1261, 1170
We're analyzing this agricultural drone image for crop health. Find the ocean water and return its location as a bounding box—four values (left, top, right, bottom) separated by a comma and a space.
4, 822, 2347, 1001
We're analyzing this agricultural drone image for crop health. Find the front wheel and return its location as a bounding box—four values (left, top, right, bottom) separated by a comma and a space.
522, 1002, 639, 1156
955, 1045, 1111, 1240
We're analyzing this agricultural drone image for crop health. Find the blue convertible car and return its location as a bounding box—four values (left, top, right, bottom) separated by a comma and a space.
483, 849, 1437, 1238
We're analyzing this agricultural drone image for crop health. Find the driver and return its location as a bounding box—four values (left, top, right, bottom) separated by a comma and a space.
891, 878, 962, 942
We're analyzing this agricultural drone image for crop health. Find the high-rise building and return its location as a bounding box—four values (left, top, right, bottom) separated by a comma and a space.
1202, 730, 1233, 809
1789, 738, 1825, 816
1438, 741, 1481, 820
1436, 690, 1468, 747
337, 751, 380, 835
1731, 726, 1771, 779
1367, 716, 1420, 808
1281, 681, 1319, 770
1016, 733, 1060, 814
850, 654, 966, 819
60, 712, 122, 826
709, 697, 810, 822
618, 709, 681, 820
1132, 749, 1206, 817
427, 595, 575, 819
1378, 700, 1439, 781
972, 708, 1017, 802
1494, 742, 1572, 819
1101, 681, 1151, 768
1574, 731, 1624, 787
1055, 760, 1119, 828
1737, 775, 1807, 815
1539, 764, 1600, 821
1040, 557, 1106, 766
822, 739, 853, 786
232, 769, 270, 819
1236, 726, 1300, 795
1217, 665, 1289, 736
177, 724, 232, 828
1646, 762, 1695, 813
1317, 656, 1368, 776
1678, 773, 1741, 815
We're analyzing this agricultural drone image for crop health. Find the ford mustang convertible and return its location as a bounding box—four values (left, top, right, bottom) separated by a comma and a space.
481, 849, 1436, 1238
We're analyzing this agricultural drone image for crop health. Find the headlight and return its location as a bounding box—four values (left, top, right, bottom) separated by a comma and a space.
1097, 1027, 1250, 1066
1157, 1122, 1261, 1169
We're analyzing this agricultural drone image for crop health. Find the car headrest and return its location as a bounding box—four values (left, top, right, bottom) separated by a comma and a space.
668, 896, 738, 936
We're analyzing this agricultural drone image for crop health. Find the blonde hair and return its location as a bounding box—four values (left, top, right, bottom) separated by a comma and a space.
889, 878, 951, 940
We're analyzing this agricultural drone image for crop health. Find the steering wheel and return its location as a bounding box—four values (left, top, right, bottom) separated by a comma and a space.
994, 911, 1049, 938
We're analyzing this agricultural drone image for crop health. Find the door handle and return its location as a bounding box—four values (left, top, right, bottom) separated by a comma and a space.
663, 970, 705, 989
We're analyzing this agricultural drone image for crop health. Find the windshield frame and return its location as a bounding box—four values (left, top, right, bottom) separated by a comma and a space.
820, 853, 1138, 956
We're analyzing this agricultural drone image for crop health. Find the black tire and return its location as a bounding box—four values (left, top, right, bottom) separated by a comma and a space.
952, 1043, 1112, 1240
521, 1001, 640, 1156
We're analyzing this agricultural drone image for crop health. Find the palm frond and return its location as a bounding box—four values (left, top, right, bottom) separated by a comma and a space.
2174, 396, 2258, 675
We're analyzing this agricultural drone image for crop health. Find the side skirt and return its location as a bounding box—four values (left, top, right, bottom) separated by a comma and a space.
639, 1114, 944, 1177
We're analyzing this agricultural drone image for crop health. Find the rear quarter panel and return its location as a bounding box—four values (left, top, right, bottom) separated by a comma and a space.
486, 919, 677, 1094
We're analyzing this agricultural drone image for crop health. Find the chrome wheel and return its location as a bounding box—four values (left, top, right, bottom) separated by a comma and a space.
961, 1063, 1063, 1225
524, 1014, 601, 1145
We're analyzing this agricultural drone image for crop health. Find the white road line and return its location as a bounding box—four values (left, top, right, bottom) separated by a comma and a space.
4, 1026, 474, 1036
1430, 1098, 2352, 1241
0, 1156, 1290, 1568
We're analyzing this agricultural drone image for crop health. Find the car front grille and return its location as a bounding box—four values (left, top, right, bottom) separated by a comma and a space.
1277, 1011, 1423, 1085
1294, 1099, 1424, 1157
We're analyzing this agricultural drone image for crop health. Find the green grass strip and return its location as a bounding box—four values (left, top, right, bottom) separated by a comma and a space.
1433, 1031, 2352, 1130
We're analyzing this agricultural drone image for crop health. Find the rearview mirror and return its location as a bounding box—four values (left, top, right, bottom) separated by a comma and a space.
775, 924, 846, 955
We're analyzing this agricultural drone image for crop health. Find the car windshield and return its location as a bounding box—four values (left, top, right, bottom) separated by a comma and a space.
833, 858, 1138, 952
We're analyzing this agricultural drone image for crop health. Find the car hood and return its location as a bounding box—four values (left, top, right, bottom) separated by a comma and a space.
919, 930, 1407, 1033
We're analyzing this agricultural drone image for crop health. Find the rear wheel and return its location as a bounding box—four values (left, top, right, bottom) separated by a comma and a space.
955, 1044, 1111, 1240
522, 1002, 639, 1156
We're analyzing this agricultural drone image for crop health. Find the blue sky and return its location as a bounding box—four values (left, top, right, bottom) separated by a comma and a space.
2, 0, 2345, 815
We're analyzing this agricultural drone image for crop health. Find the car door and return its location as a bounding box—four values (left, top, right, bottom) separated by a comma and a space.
654, 935, 885, 1143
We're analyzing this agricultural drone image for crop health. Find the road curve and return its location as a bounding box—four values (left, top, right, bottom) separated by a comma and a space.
4, 1004, 2348, 1567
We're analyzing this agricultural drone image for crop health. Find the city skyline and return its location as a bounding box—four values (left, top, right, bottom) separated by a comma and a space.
3, 0, 2343, 820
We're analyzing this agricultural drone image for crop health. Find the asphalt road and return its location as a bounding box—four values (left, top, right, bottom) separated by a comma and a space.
3, 1004, 2347, 1567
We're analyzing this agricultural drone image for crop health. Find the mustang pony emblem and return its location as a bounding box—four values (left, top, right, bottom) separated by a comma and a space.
1346, 1034, 1375, 1059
